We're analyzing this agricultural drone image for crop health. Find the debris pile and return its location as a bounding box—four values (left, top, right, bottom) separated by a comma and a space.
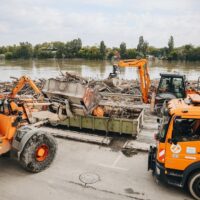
0, 72, 198, 120
64, 72, 88, 85
58, 72, 143, 96
42, 76, 101, 117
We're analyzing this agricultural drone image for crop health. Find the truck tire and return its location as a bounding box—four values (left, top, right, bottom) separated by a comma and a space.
20, 133, 57, 173
148, 146, 156, 171
188, 172, 200, 200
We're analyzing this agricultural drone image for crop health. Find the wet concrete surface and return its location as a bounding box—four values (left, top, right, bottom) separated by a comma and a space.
0, 138, 193, 200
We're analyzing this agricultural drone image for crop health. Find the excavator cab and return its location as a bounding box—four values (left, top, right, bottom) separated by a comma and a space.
154, 74, 187, 114
109, 64, 120, 79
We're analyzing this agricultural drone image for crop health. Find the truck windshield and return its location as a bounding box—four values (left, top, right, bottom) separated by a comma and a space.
172, 118, 200, 142
158, 115, 170, 142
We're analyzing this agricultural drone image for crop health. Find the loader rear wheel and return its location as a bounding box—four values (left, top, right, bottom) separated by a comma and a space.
20, 133, 57, 173
188, 172, 200, 200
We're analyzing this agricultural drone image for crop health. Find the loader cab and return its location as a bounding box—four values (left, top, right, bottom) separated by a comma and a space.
157, 74, 186, 98
154, 74, 187, 113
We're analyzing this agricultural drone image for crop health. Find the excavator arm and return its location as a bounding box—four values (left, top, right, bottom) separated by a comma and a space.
10, 76, 42, 98
118, 59, 150, 103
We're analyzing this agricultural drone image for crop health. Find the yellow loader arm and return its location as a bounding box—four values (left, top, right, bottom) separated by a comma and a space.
10, 76, 42, 98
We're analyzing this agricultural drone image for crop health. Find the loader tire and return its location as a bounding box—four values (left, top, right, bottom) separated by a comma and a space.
20, 133, 57, 173
188, 172, 200, 200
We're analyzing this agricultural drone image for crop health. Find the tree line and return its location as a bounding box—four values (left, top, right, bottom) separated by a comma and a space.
0, 36, 199, 61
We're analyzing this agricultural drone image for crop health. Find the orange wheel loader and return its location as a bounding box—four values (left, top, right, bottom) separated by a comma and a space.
0, 76, 57, 172
148, 94, 200, 200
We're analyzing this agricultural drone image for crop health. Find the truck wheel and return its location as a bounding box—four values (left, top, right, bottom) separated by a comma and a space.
188, 172, 200, 200
20, 133, 57, 173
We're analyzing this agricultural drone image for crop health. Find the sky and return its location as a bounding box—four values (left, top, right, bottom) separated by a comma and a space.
0, 0, 199, 48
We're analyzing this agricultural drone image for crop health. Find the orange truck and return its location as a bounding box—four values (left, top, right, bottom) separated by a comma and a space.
148, 94, 200, 199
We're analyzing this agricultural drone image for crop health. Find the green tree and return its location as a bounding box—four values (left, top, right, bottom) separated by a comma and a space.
33, 42, 54, 59
142, 41, 149, 56
107, 48, 119, 60
168, 50, 178, 60
5, 52, 13, 59
0, 46, 6, 54
16, 42, 33, 59
137, 36, 144, 53
78, 46, 101, 60
168, 36, 174, 53
37, 48, 54, 59
126, 49, 137, 59
119, 42, 127, 59
1, 39, 200, 61
53, 42, 65, 58
137, 36, 148, 56
100, 41, 106, 59
65, 38, 82, 58
148, 46, 162, 57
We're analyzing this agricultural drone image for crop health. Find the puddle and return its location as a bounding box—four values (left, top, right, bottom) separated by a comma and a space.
121, 148, 138, 157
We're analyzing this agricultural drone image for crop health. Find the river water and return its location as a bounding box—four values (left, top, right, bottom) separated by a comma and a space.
0, 59, 199, 82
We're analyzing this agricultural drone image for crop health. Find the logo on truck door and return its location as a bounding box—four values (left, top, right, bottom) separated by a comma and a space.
170, 144, 182, 154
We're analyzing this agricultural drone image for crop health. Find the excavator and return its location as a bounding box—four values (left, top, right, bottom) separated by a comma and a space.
0, 76, 57, 172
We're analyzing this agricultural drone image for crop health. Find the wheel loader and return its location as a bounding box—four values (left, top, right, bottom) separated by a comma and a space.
0, 76, 57, 172
148, 93, 200, 200
153, 73, 187, 114
152, 74, 200, 115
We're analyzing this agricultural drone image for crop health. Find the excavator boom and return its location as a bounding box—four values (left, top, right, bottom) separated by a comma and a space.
118, 59, 150, 103
10, 76, 42, 98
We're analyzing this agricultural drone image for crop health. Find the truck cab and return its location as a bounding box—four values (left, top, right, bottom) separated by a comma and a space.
149, 94, 200, 200
154, 74, 187, 114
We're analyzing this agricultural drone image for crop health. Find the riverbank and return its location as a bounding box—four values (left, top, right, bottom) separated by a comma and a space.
1, 38, 200, 61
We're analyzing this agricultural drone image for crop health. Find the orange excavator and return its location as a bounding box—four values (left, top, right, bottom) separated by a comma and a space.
0, 76, 57, 172
117, 59, 151, 103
